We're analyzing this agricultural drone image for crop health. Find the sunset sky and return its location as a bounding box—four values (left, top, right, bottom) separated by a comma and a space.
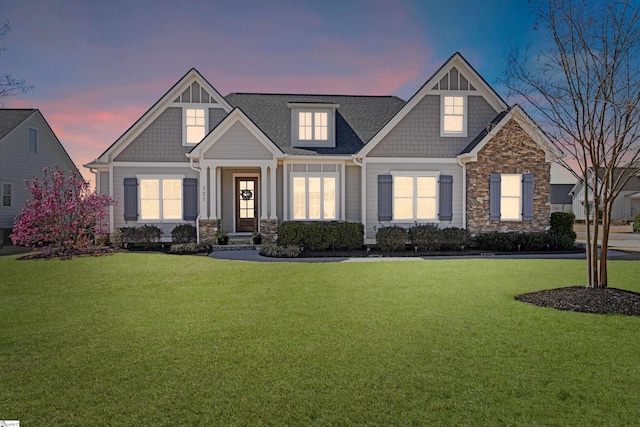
1, 0, 575, 183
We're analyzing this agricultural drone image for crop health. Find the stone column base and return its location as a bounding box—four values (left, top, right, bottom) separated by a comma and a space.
259, 219, 279, 244
199, 219, 221, 244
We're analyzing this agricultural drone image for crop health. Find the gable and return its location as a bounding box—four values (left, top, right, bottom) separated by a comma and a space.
203, 121, 273, 160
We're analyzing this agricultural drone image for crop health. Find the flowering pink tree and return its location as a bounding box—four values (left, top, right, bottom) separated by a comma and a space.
11, 166, 114, 254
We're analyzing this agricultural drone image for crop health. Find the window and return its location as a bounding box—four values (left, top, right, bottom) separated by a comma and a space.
393, 175, 437, 220
292, 174, 337, 220
185, 108, 206, 144
500, 174, 522, 220
442, 96, 466, 136
2, 183, 12, 207
140, 178, 182, 220
298, 111, 328, 141
28, 127, 37, 153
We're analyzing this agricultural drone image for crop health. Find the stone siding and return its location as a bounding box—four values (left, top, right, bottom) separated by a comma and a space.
466, 119, 551, 234
260, 219, 279, 244
199, 219, 220, 244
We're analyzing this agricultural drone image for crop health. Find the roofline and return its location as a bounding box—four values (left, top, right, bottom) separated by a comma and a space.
0, 109, 37, 143
226, 92, 404, 100
32, 109, 81, 175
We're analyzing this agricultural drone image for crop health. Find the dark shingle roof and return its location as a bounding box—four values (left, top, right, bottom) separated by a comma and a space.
459, 110, 509, 155
0, 109, 35, 140
224, 93, 405, 155
551, 184, 574, 204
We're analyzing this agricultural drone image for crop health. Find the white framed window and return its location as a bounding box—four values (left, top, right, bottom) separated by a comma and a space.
500, 174, 522, 220
138, 176, 183, 221
298, 111, 328, 141
392, 173, 438, 221
291, 173, 337, 220
28, 127, 38, 153
184, 107, 207, 145
441, 95, 466, 137
2, 182, 12, 207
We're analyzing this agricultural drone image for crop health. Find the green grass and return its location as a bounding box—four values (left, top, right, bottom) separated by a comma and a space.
2, 253, 640, 426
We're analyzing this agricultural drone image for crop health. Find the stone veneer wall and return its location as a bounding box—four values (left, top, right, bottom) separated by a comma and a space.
199, 219, 220, 244
259, 219, 279, 244
466, 119, 551, 234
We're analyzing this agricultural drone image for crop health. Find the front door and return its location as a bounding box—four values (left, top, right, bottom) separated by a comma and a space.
236, 177, 258, 232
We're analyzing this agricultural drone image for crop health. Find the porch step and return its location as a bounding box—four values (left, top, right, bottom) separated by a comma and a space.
210, 244, 257, 251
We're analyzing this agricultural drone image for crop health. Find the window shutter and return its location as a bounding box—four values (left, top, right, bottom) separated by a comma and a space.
378, 175, 393, 221
489, 174, 501, 220
522, 173, 534, 220
123, 178, 138, 221
183, 178, 198, 221
439, 175, 453, 221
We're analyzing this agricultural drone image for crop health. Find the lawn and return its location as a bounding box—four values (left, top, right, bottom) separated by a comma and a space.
1, 253, 640, 426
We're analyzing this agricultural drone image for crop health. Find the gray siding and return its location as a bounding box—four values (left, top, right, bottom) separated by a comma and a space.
345, 164, 361, 222
111, 165, 198, 238
368, 95, 498, 158
364, 162, 463, 241
209, 108, 228, 130
99, 171, 109, 195
203, 121, 273, 160
0, 113, 77, 229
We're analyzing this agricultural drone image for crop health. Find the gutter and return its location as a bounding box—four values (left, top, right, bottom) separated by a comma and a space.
456, 155, 468, 230
189, 157, 202, 244
352, 156, 366, 244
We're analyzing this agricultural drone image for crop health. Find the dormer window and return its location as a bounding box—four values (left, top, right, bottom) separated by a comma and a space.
185, 108, 206, 144
441, 95, 467, 137
288, 103, 338, 148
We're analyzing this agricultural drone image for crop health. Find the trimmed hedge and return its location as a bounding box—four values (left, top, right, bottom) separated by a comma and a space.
409, 224, 441, 251
376, 225, 408, 252
171, 223, 197, 243
550, 212, 576, 237
112, 225, 162, 249
259, 243, 302, 258
474, 231, 576, 252
278, 221, 364, 251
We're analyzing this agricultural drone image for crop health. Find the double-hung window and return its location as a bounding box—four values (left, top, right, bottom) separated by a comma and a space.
184, 108, 206, 144
393, 174, 438, 221
292, 174, 337, 220
500, 174, 522, 220
2, 183, 12, 207
442, 96, 466, 136
139, 178, 182, 221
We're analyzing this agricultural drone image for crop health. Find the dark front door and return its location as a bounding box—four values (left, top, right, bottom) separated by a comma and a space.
236, 177, 258, 232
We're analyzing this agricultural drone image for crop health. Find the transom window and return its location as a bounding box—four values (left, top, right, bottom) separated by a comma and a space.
393, 175, 437, 220
292, 174, 336, 220
2, 183, 12, 207
140, 178, 182, 220
28, 127, 38, 153
442, 96, 466, 136
299, 111, 328, 141
500, 174, 521, 220
185, 108, 206, 144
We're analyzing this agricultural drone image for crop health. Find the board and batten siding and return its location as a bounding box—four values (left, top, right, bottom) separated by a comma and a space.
203, 121, 273, 160
111, 166, 198, 237
368, 95, 498, 158
364, 162, 464, 241
99, 171, 109, 195
0, 113, 77, 229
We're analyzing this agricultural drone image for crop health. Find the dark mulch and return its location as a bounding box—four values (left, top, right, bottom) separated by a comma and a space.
516, 286, 640, 316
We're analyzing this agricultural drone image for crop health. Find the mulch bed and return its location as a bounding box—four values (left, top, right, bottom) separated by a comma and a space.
516, 286, 640, 316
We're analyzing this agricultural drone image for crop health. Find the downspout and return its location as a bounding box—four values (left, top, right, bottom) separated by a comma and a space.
456, 156, 467, 230
189, 157, 202, 244
352, 156, 366, 244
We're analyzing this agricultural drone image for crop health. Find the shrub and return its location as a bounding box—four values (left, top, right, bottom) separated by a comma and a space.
547, 233, 577, 250
514, 232, 548, 251
474, 232, 518, 252
550, 212, 576, 236
278, 221, 364, 251
440, 227, 472, 250
634, 214, 640, 232
134, 225, 162, 248
376, 225, 408, 252
171, 223, 197, 243
409, 224, 442, 251
259, 243, 302, 258
169, 242, 211, 254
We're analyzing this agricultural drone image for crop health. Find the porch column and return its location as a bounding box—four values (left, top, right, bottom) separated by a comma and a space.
209, 165, 217, 219
216, 167, 222, 219
260, 165, 268, 219
200, 168, 209, 219
270, 163, 277, 219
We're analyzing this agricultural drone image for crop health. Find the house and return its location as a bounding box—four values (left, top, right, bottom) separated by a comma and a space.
551, 184, 574, 213
85, 52, 561, 245
570, 167, 640, 220
0, 109, 79, 245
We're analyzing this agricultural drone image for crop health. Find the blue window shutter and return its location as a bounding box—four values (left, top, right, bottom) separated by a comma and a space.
378, 175, 393, 221
522, 173, 535, 220
439, 175, 453, 221
489, 174, 501, 220
123, 178, 138, 221
183, 178, 198, 221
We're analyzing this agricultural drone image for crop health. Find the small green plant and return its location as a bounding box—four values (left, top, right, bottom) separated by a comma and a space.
216, 229, 229, 245
376, 225, 407, 252
251, 231, 262, 245
258, 243, 302, 257
634, 214, 640, 232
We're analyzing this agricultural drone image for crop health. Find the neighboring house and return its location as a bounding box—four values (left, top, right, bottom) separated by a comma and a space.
0, 109, 79, 245
85, 52, 561, 245
570, 167, 640, 220
551, 184, 574, 213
